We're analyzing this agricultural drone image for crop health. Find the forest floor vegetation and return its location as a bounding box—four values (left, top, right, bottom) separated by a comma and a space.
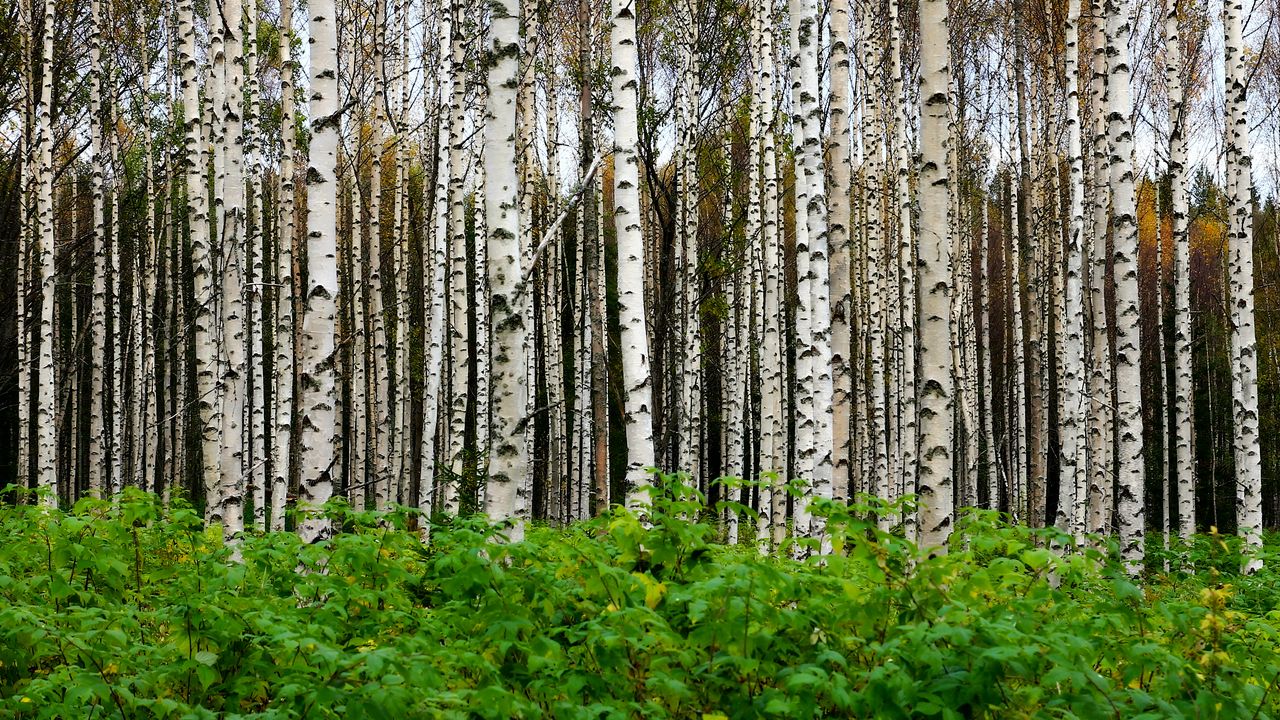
1, 479, 1279, 718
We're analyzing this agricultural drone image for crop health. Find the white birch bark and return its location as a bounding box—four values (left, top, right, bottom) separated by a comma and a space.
421, 0, 454, 521
915, 0, 953, 549
88, 0, 108, 497
1104, 0, 1146, 570
1224, 0, 1262, 570
1058, 0, 1088, 537
889, 0, 916, 528
1006, 79, 1027, 522
298, 0, 340, 544
482, 0, 528, 531
981, 199, 998, 509
34, 0, 57, 503
183, 0, 218, 507
828, 0, 854, 503
272, 0, 297, 531
16, 0, 30, 494
1086, 1, 1114, 535
246, 0, 266, 526
756, 0, 783, 544
370, 3, 393, 510
445, 0, 468, 511
1165, 0, 1194, 540
612, 0, 658, 504
216, 0, 247, 544
860, 9, 890, 521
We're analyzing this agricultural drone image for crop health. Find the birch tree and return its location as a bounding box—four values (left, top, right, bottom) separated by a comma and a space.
1165, 0, 1195, 540
1058, 0, 1087, 537
915, 0, 953, 549
1224, 0, 1262, 570
1105, 0, 1146, 570
298, 0, 341, 543
610, 0, 657, 504
482, 0, 528, 530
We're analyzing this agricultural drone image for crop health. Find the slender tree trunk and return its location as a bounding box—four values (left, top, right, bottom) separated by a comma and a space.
828, 0, 853, 504
756, 0, 783, 543
612, 0, 657, 504
421, 0, 454, 522
1105, 0, 1146, 571
889, 0, 917, 534
915, 0, 953, 549
298, 0, 340, 544
1224, 0, 1262, 570
1165, 0, 1194, 539
272, 0, 296, 531
1086, 2, 1114, 535
216, 0, 247, 544
445, 0, 469, 512
1058, 0, 1088, 537
482, 0, 528, 531
981, 198, 998, 508
88, 0, 108, 498
34, 0, 58, 503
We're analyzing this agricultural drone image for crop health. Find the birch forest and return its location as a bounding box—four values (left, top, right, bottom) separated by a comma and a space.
5, 0, 1280, 713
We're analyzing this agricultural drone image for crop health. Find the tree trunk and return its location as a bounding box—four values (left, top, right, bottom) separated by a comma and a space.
1224, 0, 1262, 571
482, 0, 528, 531
915, 0, 953, 549
298, 0, 340, 544
1105, 0, 1146, 571
1165, 0, 1194, 540
612, 0, 657, 505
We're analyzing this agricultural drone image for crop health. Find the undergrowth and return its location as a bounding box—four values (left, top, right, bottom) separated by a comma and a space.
1, 477, 1278, 719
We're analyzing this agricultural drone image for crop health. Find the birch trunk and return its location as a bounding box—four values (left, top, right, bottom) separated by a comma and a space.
298, 0, 340, 544
272, 0, 296, 531
1105, 0, 1146, 570
1165, 0, 1194, 539
756, 0, 783, 542
827, 0, 853, 502
34, 0, 57, 503
216, 0, 247, 544
612, 0, 657, 504
889, 0, 916, 527
1086, 2, 1114, 535
915, 0, 953, 549
1058, 0, 1088, 537
1224, 0, 1262, 570
88, 0, 108, 497
482, 0, 528, 531
445, 0, 469, 511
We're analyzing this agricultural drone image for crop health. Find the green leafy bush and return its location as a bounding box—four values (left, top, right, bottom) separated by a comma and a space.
1, 480, 1279, 718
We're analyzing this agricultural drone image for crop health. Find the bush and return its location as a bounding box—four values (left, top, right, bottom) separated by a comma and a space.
1, 479, 1279, 718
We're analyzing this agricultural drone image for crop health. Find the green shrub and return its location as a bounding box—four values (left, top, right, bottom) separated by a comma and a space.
0, 479, 1278, 718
